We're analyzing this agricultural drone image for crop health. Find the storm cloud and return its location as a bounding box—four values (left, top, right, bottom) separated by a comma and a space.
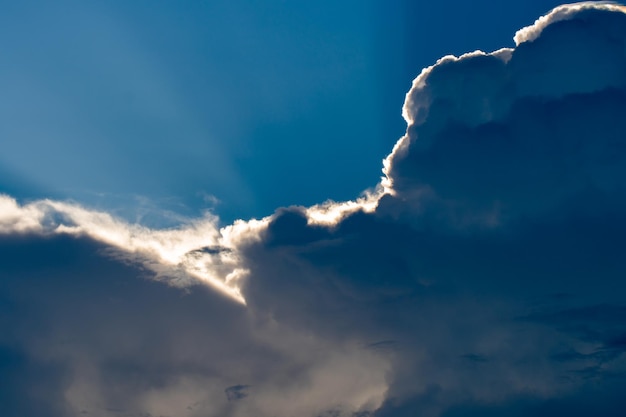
2, 3, 626, 416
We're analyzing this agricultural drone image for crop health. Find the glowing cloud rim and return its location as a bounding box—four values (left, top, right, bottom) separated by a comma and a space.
1, 2, 625, 306
0, 194, 263, 304
513, 1, 626, 45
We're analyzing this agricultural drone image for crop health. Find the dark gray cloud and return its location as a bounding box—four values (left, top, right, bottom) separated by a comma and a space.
0, 232, 390, 417
2, 3, 626, 416
238, 3, 626, 415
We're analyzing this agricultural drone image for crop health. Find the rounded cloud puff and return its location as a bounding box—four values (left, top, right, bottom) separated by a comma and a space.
383, 3, 626, 224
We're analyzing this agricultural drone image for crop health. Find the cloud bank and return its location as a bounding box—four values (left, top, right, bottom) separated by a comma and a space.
2, 3, 626, 416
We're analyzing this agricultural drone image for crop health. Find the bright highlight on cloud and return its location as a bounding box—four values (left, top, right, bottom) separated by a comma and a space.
0, 195, 252, 303
513, 1, 626, 44
2, 3, 626, 416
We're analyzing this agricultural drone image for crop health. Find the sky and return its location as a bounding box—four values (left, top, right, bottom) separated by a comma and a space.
1, 1, 626, 417
0, 0, 567, 224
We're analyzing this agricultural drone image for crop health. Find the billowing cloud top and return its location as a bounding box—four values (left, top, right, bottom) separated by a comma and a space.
385, 1, 626, 224
513, 1, 626, 44
2, 3, 626, 417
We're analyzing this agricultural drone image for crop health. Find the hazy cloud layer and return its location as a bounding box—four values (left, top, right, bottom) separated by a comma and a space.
2, 3, 626, 416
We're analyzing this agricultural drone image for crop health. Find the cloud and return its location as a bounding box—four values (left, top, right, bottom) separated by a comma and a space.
0, 233, 391, 417
384, 2, 626, 226
225, 385, 250, 402
0, 194, 253, 303
2, 2, 626, 417
513, 1, 626, 45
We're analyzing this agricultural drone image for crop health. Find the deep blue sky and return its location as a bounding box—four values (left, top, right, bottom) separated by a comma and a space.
1, 0, 564, 224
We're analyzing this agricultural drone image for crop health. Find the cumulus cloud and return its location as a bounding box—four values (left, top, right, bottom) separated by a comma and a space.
383, 1, 626, 227
2, 2, 626, 417
513, 1, 626, 44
